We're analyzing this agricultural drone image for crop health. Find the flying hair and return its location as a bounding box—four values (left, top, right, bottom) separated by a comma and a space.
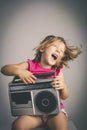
33, 35, 82, 68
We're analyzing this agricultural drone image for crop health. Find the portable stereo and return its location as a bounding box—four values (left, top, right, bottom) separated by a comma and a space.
8, 72, 60, 116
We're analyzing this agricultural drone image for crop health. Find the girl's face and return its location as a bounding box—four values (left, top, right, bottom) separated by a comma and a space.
40, 40, 65, 68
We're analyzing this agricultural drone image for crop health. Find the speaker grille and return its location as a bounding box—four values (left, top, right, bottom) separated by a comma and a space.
35, 90, 58, 114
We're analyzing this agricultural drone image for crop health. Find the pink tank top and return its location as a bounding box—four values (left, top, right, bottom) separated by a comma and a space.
27, 59, 62, 76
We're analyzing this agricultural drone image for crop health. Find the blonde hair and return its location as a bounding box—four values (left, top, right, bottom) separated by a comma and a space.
33, 35, 82, 68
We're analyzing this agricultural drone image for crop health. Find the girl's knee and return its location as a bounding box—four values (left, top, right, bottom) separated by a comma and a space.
11, 115, 43, 130
11, 116, 27, 130
47, 112, 68, 130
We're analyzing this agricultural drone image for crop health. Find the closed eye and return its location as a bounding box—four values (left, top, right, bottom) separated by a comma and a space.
60, 50, 64, 53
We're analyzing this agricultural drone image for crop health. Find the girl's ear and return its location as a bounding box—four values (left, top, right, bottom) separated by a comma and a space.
40, 47, 45, 52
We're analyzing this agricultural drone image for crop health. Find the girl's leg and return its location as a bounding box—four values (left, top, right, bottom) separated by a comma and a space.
11, 115, 43, 130
47, 112, 68, 130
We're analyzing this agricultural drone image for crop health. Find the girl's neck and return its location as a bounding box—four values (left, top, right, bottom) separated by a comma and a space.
39, 62, 51, 69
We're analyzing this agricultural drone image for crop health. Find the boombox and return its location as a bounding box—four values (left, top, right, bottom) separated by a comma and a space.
8, 72, 60, 116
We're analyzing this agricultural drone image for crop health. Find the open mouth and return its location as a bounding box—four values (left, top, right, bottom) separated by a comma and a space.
51, 54, 58, 60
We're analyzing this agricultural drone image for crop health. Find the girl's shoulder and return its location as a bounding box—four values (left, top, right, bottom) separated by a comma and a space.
55, 66, 63, 75
27, 59, 39, 65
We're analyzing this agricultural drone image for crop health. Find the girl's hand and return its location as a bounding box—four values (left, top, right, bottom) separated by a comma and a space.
17, 69, 37, 84
51, 71, 66, 90
52, 70, 69, 99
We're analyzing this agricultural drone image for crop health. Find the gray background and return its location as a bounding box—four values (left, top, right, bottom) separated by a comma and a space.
0, 0, 87, 130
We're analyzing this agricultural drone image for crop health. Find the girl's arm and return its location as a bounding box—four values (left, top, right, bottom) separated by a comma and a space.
1, 62, 28, 76
1, 62, 37, 84
51, 70, 69, 100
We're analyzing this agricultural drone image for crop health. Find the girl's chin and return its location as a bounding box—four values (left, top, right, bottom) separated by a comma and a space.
49, 61, 56, 66
48, 58, 57, 66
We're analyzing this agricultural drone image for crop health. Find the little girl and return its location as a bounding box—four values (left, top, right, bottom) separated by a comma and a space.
1, 35, 81, 130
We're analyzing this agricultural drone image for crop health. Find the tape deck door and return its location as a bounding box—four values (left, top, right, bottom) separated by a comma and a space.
9, 90, 34, 116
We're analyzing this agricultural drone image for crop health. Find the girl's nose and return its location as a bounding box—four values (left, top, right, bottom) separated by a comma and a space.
56, 49, 60, 55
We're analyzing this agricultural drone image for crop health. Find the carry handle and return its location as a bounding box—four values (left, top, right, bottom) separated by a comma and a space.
12, 72, 55, 83
34, 72, 55, 78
